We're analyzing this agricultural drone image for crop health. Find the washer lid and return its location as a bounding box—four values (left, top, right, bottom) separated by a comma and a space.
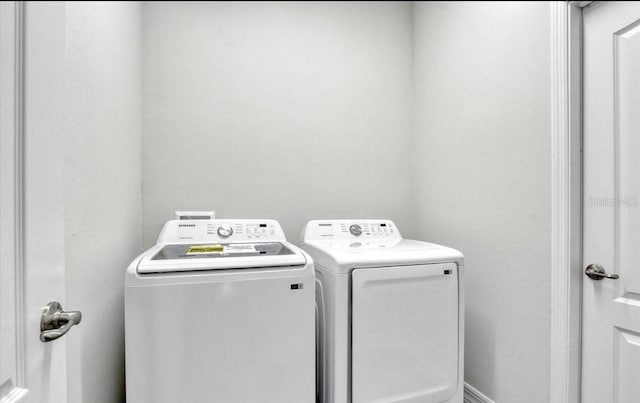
137, 241, 307, 273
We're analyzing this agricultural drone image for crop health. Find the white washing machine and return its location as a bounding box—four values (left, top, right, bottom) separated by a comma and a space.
301, 219, 464, 403
125, 219, 315, 403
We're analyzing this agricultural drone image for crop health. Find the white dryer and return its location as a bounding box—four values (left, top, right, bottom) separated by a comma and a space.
125, 219, 315, 403
301, 219, 464, 403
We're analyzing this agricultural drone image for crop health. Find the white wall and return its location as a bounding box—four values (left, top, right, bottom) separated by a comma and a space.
141, 1, 415, 246
61, 2, 554, 402
64, 2, 142, 402
412, 2, 551, 401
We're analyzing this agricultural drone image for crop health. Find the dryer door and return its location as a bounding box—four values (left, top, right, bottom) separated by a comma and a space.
351, 263, 458, 403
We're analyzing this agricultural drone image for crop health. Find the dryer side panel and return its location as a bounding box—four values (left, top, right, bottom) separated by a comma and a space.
351, 263, 458, 403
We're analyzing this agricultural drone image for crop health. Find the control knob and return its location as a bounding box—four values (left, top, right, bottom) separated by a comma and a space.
217, 224, 233, 238
349, 224, 362, 236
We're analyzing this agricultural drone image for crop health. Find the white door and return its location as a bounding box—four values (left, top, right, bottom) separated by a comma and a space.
582, 2, 640, 402
1, 2, 70, 402
351, 263, 459, 403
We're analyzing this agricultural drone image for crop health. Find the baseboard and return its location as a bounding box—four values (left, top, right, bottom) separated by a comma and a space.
464, 382, 495, 403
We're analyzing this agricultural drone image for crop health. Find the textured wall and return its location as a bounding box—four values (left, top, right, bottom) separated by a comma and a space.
64, 3, 142, 402
141, 1, 415, 246
412, 2, 551, 401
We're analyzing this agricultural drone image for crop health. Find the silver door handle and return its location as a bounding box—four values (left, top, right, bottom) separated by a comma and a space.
40, 301, 82, 342
585, 264, 619, 281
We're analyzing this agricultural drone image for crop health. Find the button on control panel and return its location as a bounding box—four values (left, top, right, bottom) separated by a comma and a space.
245, 222, 276, 239
370, 222, 393, 236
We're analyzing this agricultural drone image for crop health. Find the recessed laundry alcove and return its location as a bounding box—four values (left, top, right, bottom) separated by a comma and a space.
63, 2, 550, 402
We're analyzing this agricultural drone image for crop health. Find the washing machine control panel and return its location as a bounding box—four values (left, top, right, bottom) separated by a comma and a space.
303, 219, 402, 242
157, 219, 287, 244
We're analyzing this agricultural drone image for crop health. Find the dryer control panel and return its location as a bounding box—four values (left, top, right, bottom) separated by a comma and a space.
302, 219, 402, 242
156, 219, 287, 244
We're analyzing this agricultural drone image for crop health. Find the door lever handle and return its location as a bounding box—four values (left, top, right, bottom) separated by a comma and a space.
40, 301, 82, 342
585, 264, 619, 281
